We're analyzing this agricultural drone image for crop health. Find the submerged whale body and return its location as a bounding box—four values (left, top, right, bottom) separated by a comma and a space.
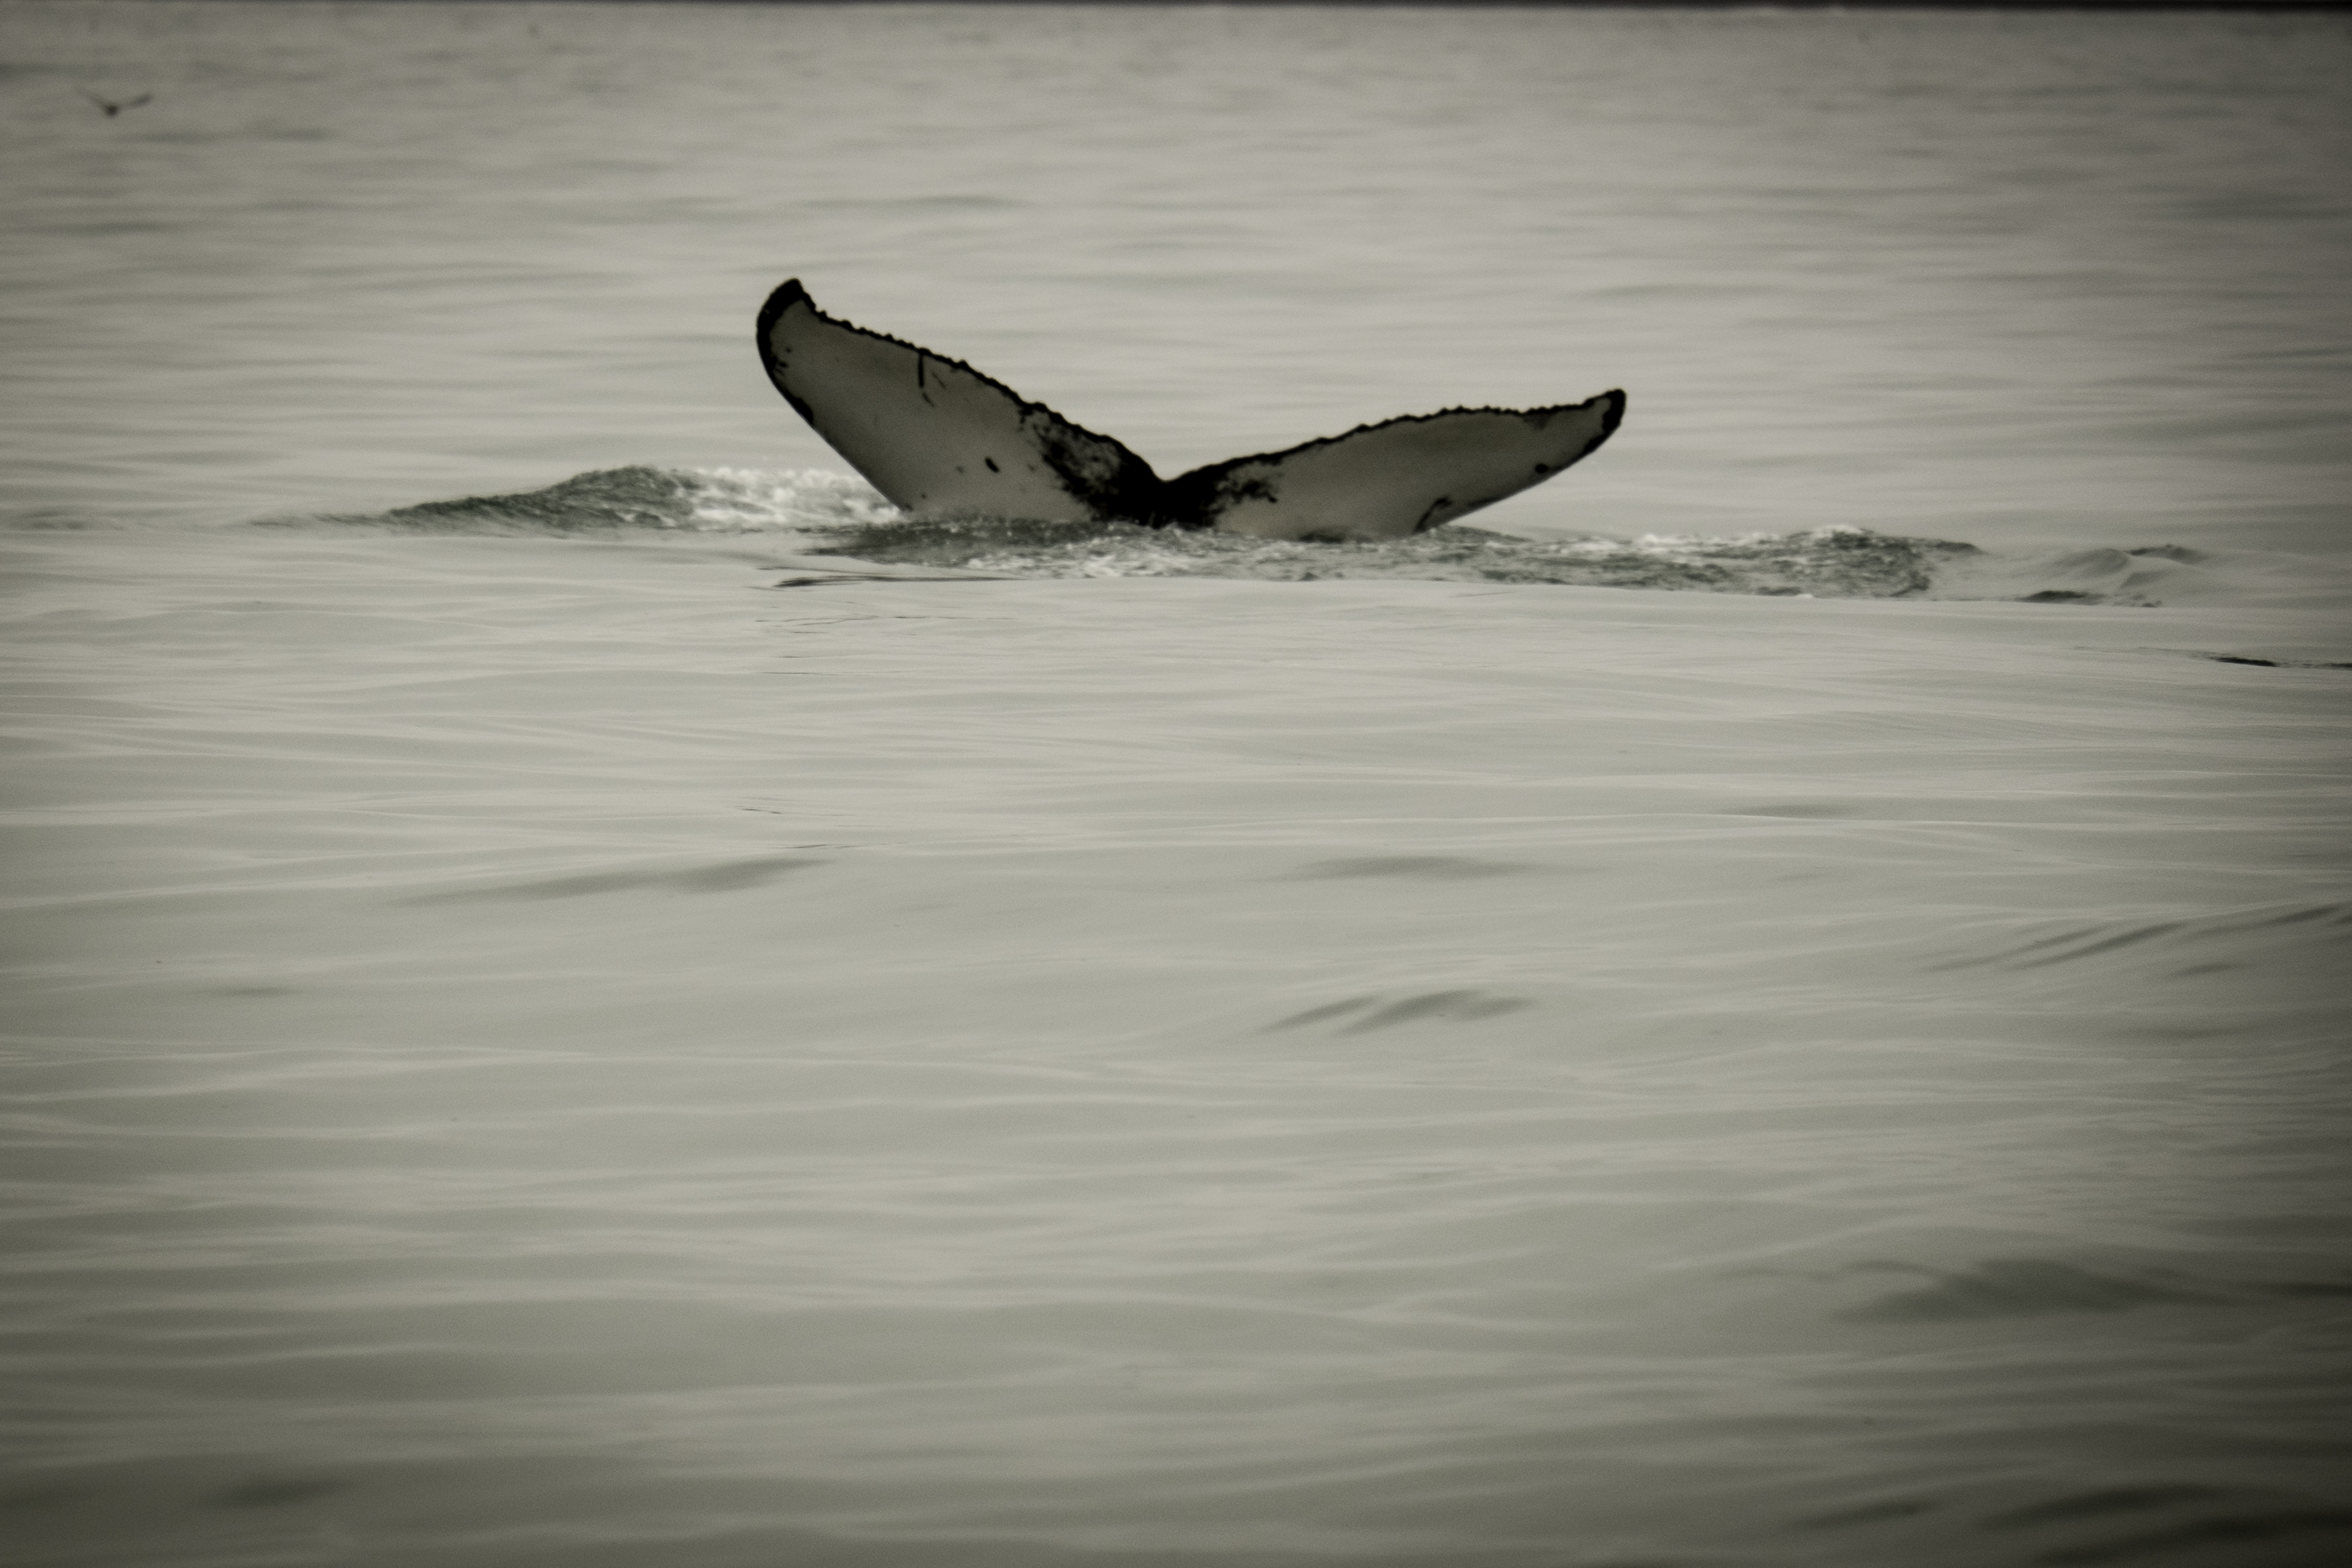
755, 279, 1625, 542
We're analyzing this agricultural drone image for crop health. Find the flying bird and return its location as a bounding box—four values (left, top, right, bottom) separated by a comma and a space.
78, 88, 153, 118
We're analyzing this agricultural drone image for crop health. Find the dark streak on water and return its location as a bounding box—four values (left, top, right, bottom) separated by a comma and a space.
402, 855, 826, 904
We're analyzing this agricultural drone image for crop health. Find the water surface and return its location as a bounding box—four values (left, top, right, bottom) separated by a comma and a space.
3, 5, 2349, 1566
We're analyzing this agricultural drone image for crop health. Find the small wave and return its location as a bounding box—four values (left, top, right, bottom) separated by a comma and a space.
1788, 1480, 2352, 1568
401, 854, 826, 906
0, 506, 122, 531
2030, 1508, 2352, 1565
1263, 990, 1536, 1034
1929, 900, 2352, 973
1840, 1259, 2217, 1322
1836, 1256, 2352, 1330
301, 466, 2258, 605
319, 465, 898, 536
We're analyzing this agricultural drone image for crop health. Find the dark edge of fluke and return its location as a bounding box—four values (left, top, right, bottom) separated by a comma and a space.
757, 278, 1138, 467
752, 279, 821, 427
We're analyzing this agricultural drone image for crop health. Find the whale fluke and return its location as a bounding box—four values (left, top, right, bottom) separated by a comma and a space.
755, 279, 1623, 541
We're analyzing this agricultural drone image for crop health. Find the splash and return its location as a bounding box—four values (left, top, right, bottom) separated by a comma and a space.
343, 466, 898, 536
832, 514, 1975, 599
311, 466, 2211, 605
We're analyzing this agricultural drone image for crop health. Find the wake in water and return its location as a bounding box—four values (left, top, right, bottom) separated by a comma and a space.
325, 466, 2214, 604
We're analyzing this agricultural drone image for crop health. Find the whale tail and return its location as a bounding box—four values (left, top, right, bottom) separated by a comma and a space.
755, 280, 1622, 542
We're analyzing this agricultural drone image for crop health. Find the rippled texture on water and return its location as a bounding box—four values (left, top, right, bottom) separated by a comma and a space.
3, 5, 2351, 1568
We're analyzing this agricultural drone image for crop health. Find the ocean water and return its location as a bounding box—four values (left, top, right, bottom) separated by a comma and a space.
3, 4, 2351, 1566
